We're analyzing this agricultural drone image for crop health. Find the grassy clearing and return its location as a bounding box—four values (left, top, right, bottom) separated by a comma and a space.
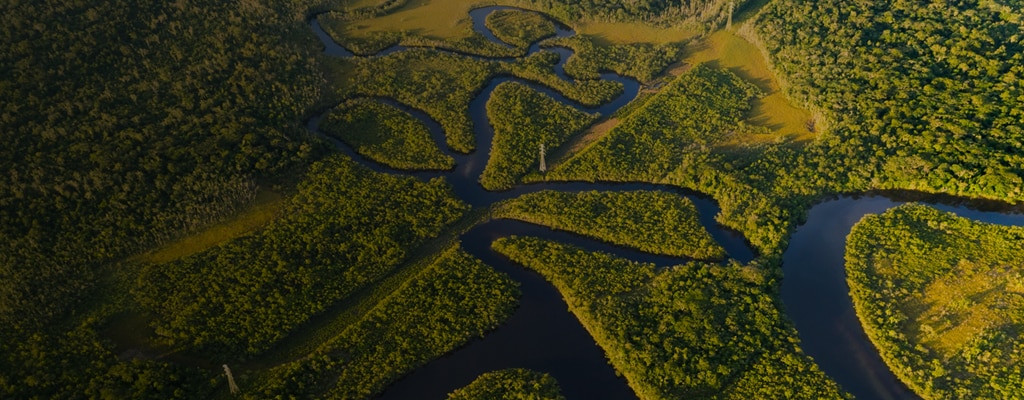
847, 204, 1024, 399
135, 187, 284, 265
576, 21, 701, 45
333, 0, 480, 41
683, 29, 813, 142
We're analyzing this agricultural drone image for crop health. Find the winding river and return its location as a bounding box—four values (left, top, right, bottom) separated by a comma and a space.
310, 6, 1024, 400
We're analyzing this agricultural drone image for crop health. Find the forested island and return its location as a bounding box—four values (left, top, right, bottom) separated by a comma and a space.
3, 0, 1024, 399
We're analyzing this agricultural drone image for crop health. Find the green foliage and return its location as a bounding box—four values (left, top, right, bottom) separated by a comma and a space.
447, 368, 565, 400
524, 0, 750, 25
494, 190, 725, 259
321, 99, 454, 170
847, 204, 1024, 399
253, 245, 519, 399
754, 0, 1024, 201
554, 64, 760, 182
0, 319, 215, 399
343, 49, 497, 153
134, 156, 469, 357
492, 236, 845, 399
502, 50, 624, 107
0, 0, 322, 333
0, 0, 322, 396
482, 82, 596, 190
485, 9, 558, 49
544, 35, 683, 82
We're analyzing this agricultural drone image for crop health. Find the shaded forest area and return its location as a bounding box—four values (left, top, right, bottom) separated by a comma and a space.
0, 0, 324, 397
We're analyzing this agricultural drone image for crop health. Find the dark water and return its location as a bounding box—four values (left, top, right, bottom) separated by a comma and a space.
782, 195, 1024, 400
310, 6, 1024, 400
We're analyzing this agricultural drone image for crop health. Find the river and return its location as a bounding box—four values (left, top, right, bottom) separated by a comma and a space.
310, 6, 1023, 400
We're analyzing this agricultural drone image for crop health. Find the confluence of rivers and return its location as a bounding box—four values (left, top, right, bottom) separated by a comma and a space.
309, 6, 1024, 399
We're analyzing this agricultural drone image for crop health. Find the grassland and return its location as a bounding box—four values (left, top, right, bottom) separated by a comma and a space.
575, 21, 701, 45
846, 204, 1024, 399
683, 29, 813, 142
134, 187, 284, 265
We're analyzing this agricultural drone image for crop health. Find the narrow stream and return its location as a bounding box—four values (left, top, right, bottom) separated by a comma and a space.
309, 6, 1024, 400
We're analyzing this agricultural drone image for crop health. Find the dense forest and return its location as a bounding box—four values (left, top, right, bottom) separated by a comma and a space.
447, 369, 565, 400
135, 156, 469, 357
543, 36, 683, 82
0, 0, 323, 397
494, 190, 725, 259
493, 236, 845, 399
482, 82, 596, 190
320, 99, 454, 170
753, 0, 1024, 201
846, 205, 1024, 399
252, 245, 518, 399
526, 0, 752, 25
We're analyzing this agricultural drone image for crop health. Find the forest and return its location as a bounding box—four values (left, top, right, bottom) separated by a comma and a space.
752, 0, 1024, 201
251, 245, 518, 399
494, 190, 725, 259
493, 236, 845, 399
320, 99, 455, 170
482, 82, 596, 190
486, 9, 558, 48
8, 0, 1024, 398
846, 204, 1024, 399
447, 369, 565, 400
134, 155, 469, 357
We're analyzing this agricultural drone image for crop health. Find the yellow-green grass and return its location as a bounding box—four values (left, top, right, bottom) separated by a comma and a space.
684, 30, 813, 142
909, 260, 1021, 355
337, 0, 484, 41
339, 0, 383, 11
338, 0, 700, 47
135, 188, 284, 264
846, 204, 1024, 399
575, 20, 701, 45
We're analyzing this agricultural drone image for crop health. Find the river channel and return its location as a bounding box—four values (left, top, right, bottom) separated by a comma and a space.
311, 6, 1024, 399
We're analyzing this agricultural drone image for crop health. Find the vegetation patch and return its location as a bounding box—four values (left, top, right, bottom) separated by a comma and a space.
501, 50, 623, 107
342, 48, 497, 152
553, 64, 761, 183
544, 35, 683, 82
447, 368, 565, 400
252, 245, 518, 399
482, 82, 596, 190
134, 156, 469, 357
684, 29, 814, 141
846, 204, 1024, 399
485, 9, 557, 48
321, 99, 455, 170
493, 236, 845, 399
754, 0, 1024, 201
495, 190, 725, 259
